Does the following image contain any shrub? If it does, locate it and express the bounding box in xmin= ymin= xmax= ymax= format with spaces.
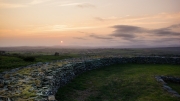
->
xmin=23 ymin=56 xmax=36 ymax=62
xmin=54 ymin=52 xmax=59 ymax=56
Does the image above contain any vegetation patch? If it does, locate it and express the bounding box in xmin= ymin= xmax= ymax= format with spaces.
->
xmin=0 ymin=54 xmax=78 ymax=72
xmin=167 ymin=81 xmax=180 ymax=94
xmin=56 ymin=64 xmax=180 ymax=101
xmin=23 ymin=56 xmax=36 ymax=62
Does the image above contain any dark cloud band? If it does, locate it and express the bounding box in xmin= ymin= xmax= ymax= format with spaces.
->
xmin=110 ymin=24 xmax=180 ymax=39
xmin=89 ymin=34 xmax=113 ymax=40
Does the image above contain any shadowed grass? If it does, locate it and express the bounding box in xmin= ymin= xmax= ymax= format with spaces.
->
xmin=166 ymin=81 xmax=180 ymax=94
xmin=56 ymin=64 xmax=180 ymax=101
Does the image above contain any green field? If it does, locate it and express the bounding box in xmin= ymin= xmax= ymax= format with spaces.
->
xmin=56 ymin=64 xmax=180 ymax=101
xmin=0 ymin=54 xmax=78 ymax=72
xmin=0 ymin=48 xmax=180 ymax=100
xmin=1 ymin=47 xmax=180 ymax=72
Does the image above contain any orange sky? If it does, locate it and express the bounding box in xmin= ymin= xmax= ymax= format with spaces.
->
xmin=0 ymin=0 xmax=180 ymax=47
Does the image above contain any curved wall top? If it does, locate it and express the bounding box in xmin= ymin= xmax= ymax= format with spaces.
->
xmin=0 ymin=56 xmax=180 ymax=101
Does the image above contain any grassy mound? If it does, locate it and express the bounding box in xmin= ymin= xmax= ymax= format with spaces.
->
xmin=56 ymin=64 xmax=180 ymax=101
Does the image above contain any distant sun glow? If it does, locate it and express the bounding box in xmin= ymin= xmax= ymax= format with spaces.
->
xmin=0 ymin=0 xmax=180 ymax=47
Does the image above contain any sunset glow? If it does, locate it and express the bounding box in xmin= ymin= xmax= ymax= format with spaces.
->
xmin=0 ymin=0 xmax=180 ymax=47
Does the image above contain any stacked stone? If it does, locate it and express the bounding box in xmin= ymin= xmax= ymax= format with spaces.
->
xmin=155 ymin=76 xmax=180 ymax=97
xmin=0 ymin=56 xmax=180 ymax=101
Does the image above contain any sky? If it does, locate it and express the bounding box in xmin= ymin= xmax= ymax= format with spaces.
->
xmin=0 ymin=0 xmax=180 ymax=48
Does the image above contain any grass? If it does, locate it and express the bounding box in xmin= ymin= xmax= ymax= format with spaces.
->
xmin=166 ymin=81 xmax=180 ymax=94
xmin=0 ymin=54 xmax=78 ymax=72
xmin=56 ymin=64 xmax=180 ymax=101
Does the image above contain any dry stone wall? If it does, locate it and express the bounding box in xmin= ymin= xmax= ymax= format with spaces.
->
xmin=0 ymin=56 xmax=180 ymax=101
xmin=155 ymin=76 xmax=180 ymax=97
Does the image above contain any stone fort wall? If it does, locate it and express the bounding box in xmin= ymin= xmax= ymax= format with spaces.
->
xmin=0 ymin=56 xmax=179 ymax=101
